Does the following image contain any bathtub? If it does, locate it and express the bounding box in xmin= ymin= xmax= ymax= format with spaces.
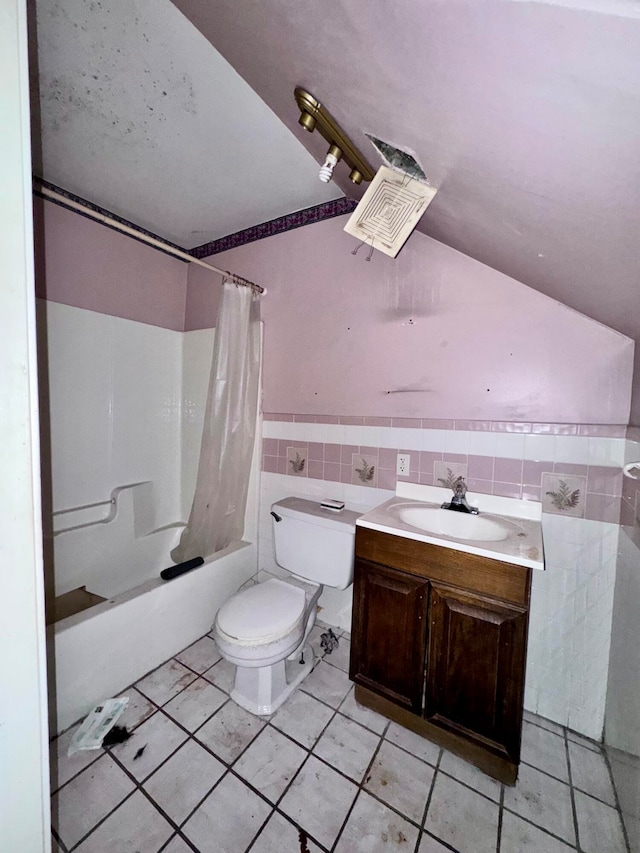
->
xmin=48 ymin=540 xmax=256 ymax=734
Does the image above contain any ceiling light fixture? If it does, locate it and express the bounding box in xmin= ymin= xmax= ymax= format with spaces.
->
xmin=294 ymin=87 xmax=375 ymax=185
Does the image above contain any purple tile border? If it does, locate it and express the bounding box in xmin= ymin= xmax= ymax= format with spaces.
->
xmin=262 ymin=414 xmax=630 ymax=438
xmin=36 ymin=179 xmax=187 ymax=258
xmin=191 ymin=197 xmax=358 ymax=258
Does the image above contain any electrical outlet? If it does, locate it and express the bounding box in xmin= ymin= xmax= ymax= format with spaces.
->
xmin=397 ymin=453 xmax=410 ymax=477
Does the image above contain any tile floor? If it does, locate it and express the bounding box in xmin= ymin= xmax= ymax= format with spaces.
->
xmin=50 ymin=625 xmax=632 ymax=853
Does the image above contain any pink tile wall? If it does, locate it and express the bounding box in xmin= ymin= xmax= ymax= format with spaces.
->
xmin=261 ymin=433 xmax=624 ymax=523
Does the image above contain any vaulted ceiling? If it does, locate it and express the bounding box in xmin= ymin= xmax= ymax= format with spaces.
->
xmin=35 ymin=0 xmax=640 ymax=349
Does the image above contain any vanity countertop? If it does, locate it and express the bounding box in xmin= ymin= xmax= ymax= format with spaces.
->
xmin=356 ymin=483 xmax=544 ymax=571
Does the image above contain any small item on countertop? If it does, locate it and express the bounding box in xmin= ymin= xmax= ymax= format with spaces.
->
xmin=67 ymin=697 xmax=129 ymax=756
xmin=102 ymin=725 xmax=132 ymax=746
xmin=321 ymin=499 xmax=345 ymax=512
xmin=320 ymin=628 xmax=339 ymax=654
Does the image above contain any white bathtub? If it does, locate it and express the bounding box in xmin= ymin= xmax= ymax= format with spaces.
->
xmin=48 ymin=540 xmax=255 ymax=734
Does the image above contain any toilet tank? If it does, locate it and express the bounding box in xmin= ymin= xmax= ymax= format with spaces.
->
xmin=272 ymin=497 xmax=361 ymax=589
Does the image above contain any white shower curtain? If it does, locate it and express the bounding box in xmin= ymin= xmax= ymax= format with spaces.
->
xmin=171 ymin=279 xmax=261 ymax=563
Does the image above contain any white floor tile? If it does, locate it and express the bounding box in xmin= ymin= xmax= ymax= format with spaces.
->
xmin=499 ymin=811 xmax=575 ymax=852
xmin=524 ymin=710 xmax=565 ymax=737
xmin=203 ymin=657 xmax=236 ymax=694
xmin=249 ymin=811 xmax=323 ymax=853
xmin=161 ymin=836 xmax=194 ymax=853
xmin=624 ymin=813 xmax=640 ymax=853
xmin=521 ymin=721 xmax=569 ymax=782
xmin=439 ymin=750 xmax=502 ymax=802
xmin=73 ymin=790 xmax=173 ymax=853
xmin=425 ymin=773 xmax=499 ymax=853
xmin=50 ymin=726 xmax=103 ymax=793
xmin=365 ymin=740 xmax=435 ymax=824
xmin=608 ymin=748 xmax=640 ymax=818
xmin=385 ymin=722 xmax=441 ymax=767
xmin=280 ymin=755 xmax=358 ymax=849
xmin=335 ymin=789 xmax=419 ymax=851
xmin=324 ymin=636 xmax=351 ymax=673
xmin=136 ymin=660 xmax=197 ymax=706
xmin=234 ymin=726 xmax=307 ymax=803
xmin=418 ymin=833 xmax=456 ymax=852
xmin=175 ymin=636 xmax=221 ymax=673
xmin=162 ymin=678 xmax=227 ymax=732
xmin=339 ymin=688 xmax=388 ymax=734
xmin=567 ymin=729 xmax=602 ymax=753
xmin=568 ymin=741 xmax=617 ymax=806
xmin=118 ymin=688 xmax=158 ymax=731
xmin=301 ymin=660 xmax=352 ymax=708
xmin=271 ymin=689 xmax=334 ymax=748
xmin=109 ymin=711 xmax=188 ymax=782
xmin=195 ymin=700 xmax=266 ymax=764
xmin=574 ymin=790 xmax=628 ymax=853
xmin=51 ymin=755 xmax=135 ymax=849
xmin=313 ymin=713 xmax=380 ymax=783
xmin=145 ymin=739 xmax=226 ymax=825
xmin=182 ymin=772 xmax=271 ymax=853
xmin=503 ymin=763 xmax=576 ymax=846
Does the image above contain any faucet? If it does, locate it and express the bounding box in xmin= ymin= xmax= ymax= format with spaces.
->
xmin=441 ymin=477 xmax=479 ymax=514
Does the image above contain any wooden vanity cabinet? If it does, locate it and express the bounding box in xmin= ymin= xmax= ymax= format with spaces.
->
xmin=350 ymin=527 xmax=532 ymax=784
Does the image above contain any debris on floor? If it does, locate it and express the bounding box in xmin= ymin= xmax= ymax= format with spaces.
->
xmin=320 ymin=628 xmax=339 ymax=654
xmin=102 ymin=725 xmax=132 ymax=746
xmin=67 ymin=697 xmax=129 ymax=756
xmin=133 ymin=745 xmax=147 ymax=760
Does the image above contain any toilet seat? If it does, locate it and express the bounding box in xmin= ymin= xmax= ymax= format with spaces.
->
xmin=216 ymin=578 xmax=306 ymax=646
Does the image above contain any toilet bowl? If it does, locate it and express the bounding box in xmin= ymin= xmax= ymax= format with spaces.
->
xmin=212 ymin=497 xmax=361 ymax=716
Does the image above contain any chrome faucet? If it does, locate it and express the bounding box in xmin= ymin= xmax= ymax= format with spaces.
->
xmin=441 ymin=477 xmax=479 ymax=514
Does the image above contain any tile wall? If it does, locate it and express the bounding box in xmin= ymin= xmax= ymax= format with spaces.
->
xmin=258 ymin=414 xmax=628 ymax=741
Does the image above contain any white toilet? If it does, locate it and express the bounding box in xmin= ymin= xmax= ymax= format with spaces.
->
xmin=212 ymin=497 xmax=360 ymax=715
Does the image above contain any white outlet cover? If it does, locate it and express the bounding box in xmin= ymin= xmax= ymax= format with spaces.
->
xmin=397 ymin=453 xmax=410 ymax=476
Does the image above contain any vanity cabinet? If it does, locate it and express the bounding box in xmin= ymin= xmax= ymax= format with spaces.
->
xmin=350 ymin=527 xmax=532 ymax=784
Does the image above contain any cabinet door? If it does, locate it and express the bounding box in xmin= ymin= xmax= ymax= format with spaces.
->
xmin=350 ymin=558 xmax=428 ymax=713
xmin=425 ymin=582 xmax=528 ymax=762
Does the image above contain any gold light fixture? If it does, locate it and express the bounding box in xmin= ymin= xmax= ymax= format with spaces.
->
xmin=294 ymin=87 xmax=375 ymax=185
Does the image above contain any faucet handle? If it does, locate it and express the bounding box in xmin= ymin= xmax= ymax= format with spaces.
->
xmin=453 ymin=476 xmax=467 ymax=496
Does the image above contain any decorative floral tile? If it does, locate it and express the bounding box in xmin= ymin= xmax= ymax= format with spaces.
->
xmin=541 ymin=473 xmax=586 ymax=517
xmin=351 ymin=454 xmax=377 ymax=487
xmin=433 ymin=461 xmax=468 ymax=490
xmin=286 ymin=446 xmax=308 ymax=477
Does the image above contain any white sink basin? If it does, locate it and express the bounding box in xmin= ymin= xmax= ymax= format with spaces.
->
xmin=396 ymin=506 xmax=518 ymax=541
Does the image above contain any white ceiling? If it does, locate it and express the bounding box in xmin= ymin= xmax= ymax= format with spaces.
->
xmin=33 ymin=0 xmax=341 ymax=248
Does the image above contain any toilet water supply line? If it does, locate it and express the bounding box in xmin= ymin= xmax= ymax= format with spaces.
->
xmin=33 ymin=181 xmax=265 ymax=295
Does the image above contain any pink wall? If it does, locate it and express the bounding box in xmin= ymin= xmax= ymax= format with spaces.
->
xmin=34 ymin=199 xmax=188 ymax=330
xmin=207 ymin=216 xmax=633 ymax=424
xmin=631 ymin=354 xmax=640 ymax=427
xmin=183 ymin=262 xmax=222 ymax=332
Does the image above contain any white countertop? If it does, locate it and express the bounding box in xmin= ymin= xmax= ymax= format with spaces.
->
xmin=356 ymin=483 xmax=545 ymax=571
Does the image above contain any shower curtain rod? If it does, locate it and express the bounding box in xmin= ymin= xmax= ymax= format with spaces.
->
xmin=33 ymin=181 xmax=265 ymax=295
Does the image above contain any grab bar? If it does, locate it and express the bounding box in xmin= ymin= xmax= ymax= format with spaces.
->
xmin=52 ymin=482 xmax=151 ymax=536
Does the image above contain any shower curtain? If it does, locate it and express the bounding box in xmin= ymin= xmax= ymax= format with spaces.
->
xmin=171 ymin=279 xmax=261 ymax=563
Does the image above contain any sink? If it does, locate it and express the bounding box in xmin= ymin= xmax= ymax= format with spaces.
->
xmin=395 ymin=506 xmax=519 ymax=541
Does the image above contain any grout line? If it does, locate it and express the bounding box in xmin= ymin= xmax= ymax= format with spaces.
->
xmin=65 ymin=787 xmax=139 ymax=852
xmin=496 ymin=779 xmax=504 ymax=853
xmin=599 ymin=748 xmax=632 ymax=853
xmin=500 ymin=806 xmax=579 ymax=850
xmin=413 ymin=747 xmax=443 ymax=853
xmin=329 ymin=727 xmax=388 ymax=852
xmin=565 ymin=726 xmax=584 ymax=853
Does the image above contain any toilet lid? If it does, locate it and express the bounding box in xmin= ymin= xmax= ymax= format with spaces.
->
xmin=216 ymin=579 xmax=306 ymax=642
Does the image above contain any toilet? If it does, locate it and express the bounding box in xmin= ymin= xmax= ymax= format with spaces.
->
xmin=212 ymin=496 xmax=361 ymax=715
